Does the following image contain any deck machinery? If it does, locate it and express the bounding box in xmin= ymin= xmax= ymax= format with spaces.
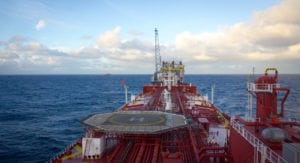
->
xmin=52 ymin=29 xmax=300 ymax=163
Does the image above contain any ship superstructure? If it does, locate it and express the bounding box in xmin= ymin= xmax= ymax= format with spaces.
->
xmin=230 ymin=68 xmax=300 ymax=163
xmin=52 ymin=29 xmax=300 ymax=163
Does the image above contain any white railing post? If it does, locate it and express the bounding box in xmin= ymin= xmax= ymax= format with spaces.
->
xmin=261 ymin=145 xmax=266 ymax=163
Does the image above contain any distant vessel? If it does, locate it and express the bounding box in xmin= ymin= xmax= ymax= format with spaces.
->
xmin=52 ymin=29 xmax=300 ymax=163
xmin=103 ymin=73 xmax=111 ymax=76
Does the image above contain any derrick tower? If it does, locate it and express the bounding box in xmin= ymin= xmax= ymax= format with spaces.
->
xmin=154 ymin=28 xmax=161 ymax=82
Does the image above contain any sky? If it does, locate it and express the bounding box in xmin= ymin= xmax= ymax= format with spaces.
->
xmin=0 ymin=0 xmax=299 ymax=74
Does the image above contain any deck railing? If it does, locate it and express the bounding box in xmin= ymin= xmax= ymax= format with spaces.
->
xmin=247 ymin=83 xmax=280 ymax=93
xmin=230 ymin=119 xmax=287 ymax=163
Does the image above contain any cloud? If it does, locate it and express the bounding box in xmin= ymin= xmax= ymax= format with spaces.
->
xmin=1 ymin=0 xmax=300 ymax=74
xmin=35 ymin=19 xmax=46 ymax=30
xmin=9 ymin=35 xmax=26 ymax=43
xmin=120 ymin=39 xmax=152 ymax=51
xmin=253 ymin=0 xmax=300 ymax=24
xmin=127 ymin=29 xmax=144 ymax=38
xmin=0 ymin=36 xmax=67 ymax=74
xmin=0 ymin=26 xmax=155 ymax=74
xmin=97 ymin=26 xmax=121 ymax=49
xmin=173 ymin=0 xmax=300 ymax=73
xmin=194 ymin=54 xmax=217 ymax=61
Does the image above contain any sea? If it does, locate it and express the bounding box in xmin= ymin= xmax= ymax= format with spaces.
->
xmin=0 ymin=74 xmax=299 ymax=163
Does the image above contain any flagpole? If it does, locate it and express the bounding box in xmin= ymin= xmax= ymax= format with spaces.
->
xmin=121 ymin=80 xmax=128 ymax=103
xmin=124 ymin=84 xmax=128 ymax=103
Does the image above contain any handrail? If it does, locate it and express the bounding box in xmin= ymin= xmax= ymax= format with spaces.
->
xmin=230 ymin=119 xmax=287 ymax=163
xmin=248 ymin=83 xmax=280 ymax=93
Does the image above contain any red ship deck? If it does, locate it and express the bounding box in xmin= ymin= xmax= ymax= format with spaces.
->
xmin=52 ymin=84 xmax=231 ymax=163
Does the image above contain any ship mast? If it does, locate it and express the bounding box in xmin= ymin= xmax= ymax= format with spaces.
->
xmin=154 ymin=28 xmax=161 ymax=82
